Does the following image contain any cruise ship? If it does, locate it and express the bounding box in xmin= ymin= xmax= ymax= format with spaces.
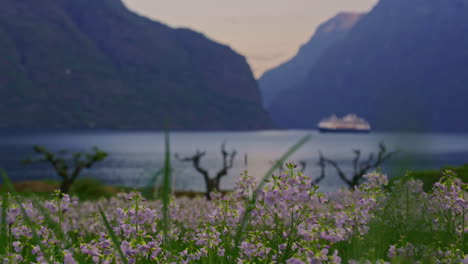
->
xmin=317 ymin=114 xmax=371 ymax=133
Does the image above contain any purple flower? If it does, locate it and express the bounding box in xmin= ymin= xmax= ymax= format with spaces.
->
xmin=63 ymin=250 xmax=78 ymax=264
xmin=286 ymin=258 xmax=304 ymax=264
xmin=12 ymin=241 xmax=22 ymax=253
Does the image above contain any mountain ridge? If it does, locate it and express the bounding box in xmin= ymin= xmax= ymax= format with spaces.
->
xmin=0 ymin=0 xmax=273 ymax=130
xmin=258 ymin=12 xmax=363 ymax=107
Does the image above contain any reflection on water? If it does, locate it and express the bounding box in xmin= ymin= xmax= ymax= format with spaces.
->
xmin=0 ymin=130 xmax=467 ymax=192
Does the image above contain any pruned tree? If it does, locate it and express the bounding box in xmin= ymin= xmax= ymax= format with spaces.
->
xmin=318 ymin=143 xmax=396 ymax=188
xmin=175 ymin=143 xmax=237 ymax=200
xmin=23 ymin=146 xmax=108 ymax=194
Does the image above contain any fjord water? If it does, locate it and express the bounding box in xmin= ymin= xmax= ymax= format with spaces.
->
xmin=0 ymin=130 xmax=467 ymax=192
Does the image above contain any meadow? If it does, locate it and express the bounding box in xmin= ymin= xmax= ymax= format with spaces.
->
xmin=1 ymin=135 xmax=467 ymax=263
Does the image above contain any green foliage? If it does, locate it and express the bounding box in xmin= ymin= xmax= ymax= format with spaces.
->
xmin=335 ymin=171 xmax=468 ymax=263
xmin=40 ymin=179 xmax=61 ymax=185
xmin=69 ymin=178 xmax=113 ymax=200
xmin=389 ymin=164 xmax=468 ymax=192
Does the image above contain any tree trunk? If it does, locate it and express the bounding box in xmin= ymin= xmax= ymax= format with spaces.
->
xmin=205 ymin=179 xmax=221 ymax=200
xmin=60 ymin=179 xmax=73 ymax=194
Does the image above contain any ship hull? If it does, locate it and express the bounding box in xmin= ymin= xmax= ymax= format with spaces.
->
xmin=318 ymin=127 xmax=371 ymax=133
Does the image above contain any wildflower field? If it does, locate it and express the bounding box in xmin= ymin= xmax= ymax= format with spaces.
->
xmin=1 ymin=167 xmax=468 ymax=264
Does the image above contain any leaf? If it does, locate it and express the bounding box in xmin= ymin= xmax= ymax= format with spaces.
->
xmin=98 ymin=206 xmax=128 ymax=264
xmin=161 ymin=129 xmax=171 ymax=242
xmin=142 ymin=168 xmax=164 ymax=200
xmin=33 ymin=145 xmax=46 ymax=153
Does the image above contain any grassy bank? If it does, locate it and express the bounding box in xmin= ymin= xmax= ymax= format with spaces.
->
xmin=0 ymin=178 xmax=224 ymax=201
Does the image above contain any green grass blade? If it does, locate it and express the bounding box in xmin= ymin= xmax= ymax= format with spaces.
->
xmin=161 ymin=129 xmax=171 ymax=242
xmin=98 ymin=206 xmax=128 ymax=264
xmin=0 ymin=169 xmax=9 ymax=255
xmin=0 ymin=193 xmax=8 ymax=255
xmin=1 ymin=171 xmax=54 ymax=264
xmin=233 ymin=134 xmax=311 ymax=255
xmin=0 ymin=169 xmax=14 ymax=191
xmin=142 ymin=168 xmax=164 ymax=200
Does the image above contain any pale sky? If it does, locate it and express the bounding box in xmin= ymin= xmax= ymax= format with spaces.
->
xmin=122 ymin=0 xmax=378 ymax=78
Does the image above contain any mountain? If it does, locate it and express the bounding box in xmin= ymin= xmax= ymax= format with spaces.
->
xmin=269 ymin=0 xmax=468 ymax=132
xmin=258 ymin=12 xmax=362 ymax=107
xmin=0 ymin=0 xmax=272 ymax=130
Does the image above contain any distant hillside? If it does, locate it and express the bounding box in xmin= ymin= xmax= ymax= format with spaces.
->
xmin=269 ymin=0 xmax=468 ymax=132
xmin=259 ymin=12 xmax=362 ymax=107
xmin=0 ymin=0 xmax=272 ymax=130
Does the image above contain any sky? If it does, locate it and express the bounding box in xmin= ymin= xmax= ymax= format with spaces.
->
xmin=122 ymin=0 xmax=378 ymax=78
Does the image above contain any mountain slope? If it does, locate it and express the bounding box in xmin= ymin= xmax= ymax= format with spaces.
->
xmin=269 ymin=0 xmax=468 ymax=132
xmin=0 ymin=0 xmax=272 ymax=130
xmin=259 ymin=12 xmax=362 ymax=107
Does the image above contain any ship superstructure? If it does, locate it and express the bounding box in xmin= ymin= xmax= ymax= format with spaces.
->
xmin=317 ymin=114 xmax=371 ymax=132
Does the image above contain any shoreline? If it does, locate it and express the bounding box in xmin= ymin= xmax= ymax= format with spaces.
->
xmin=0 ymin=180 xmax=228 ymax=199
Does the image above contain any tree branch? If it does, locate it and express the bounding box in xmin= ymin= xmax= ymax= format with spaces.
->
xmin=318 ymin=143 xmax=396 ymax=188
xmin=28 ymin=146 xmax=69 ymax=180
xmin=298 ymin=161 xmax=307 ymax=173
xmin=312 ymin=154 xmax=326 ymax=185
xmin=215 ymin=143 xmax=237 ymax=181
xmin=352 ymin=149 xmax=361 ymax=176
xmin=175 ymin=151 xmax=210 ymax=183
xmin=321 ymin=152 xmax=352 ymax=186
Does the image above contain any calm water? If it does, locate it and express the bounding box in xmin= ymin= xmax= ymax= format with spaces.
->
xmin=0 ymin=130 xmax=467 ymax=192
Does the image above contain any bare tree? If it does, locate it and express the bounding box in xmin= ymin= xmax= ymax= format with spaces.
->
xmin=175 ymin=143 xmax=237 ymax=200
xmin=317 ymin=143 xmax=396 ymax=188
xmin=23 ymin=146 xmax=108 ymax=194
